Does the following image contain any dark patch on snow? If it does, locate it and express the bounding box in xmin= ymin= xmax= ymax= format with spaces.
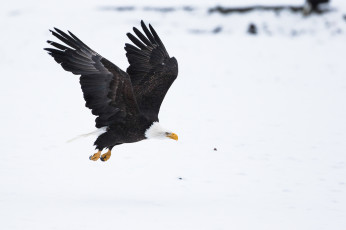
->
xmin=333 ymin=28 xmax=343 ymax=35
xmin=208 ymin=4 xmax=331 ymax=15
xmin=213 ymin=148 xmax=217 ymax=151
xmin=144 ymin=6 xmax=196 ymax=13
xmin=99 ymin=6 xmax=135 ymax=12
xmin=143 ymin=7 xmax=176 ymax=13
xmin=178 ymin=177 xmax=183 ymax=180
xmin=8 ymin=10 xmax=21 ymax=17
xmin=189 ymin=27 xmax=222 ymax=35
xmin=182 ymin=6 xmax=195 ymax=12
xmin=291 ymin=30 xmax=299 ymax=37
xmin=209 ymin=5 xmax=304 ymax=15
xmin=306 ymin=0 xmax=330 ymax=14
xmin=247 ymin=23 xmax=257 ymax=35
xmin=98 ymin=4 xmax=333 ymax=17
xmin=99 ymin=6 xmax=195 ymax=13
xmin=189 ymin=29 xmax=206 ymax=34
xmin=212 ymin=26 xmax=222 ymax=34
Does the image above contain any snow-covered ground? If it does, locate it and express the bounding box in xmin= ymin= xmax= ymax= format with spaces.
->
xmin=1 ymin=0 xmax=346 ymax=229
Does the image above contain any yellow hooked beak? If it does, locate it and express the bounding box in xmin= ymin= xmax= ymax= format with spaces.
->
xmin=167 ymin=132 xmax=178 ymax=141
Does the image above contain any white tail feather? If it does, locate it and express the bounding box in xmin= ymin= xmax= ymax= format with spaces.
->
xmin=67 ymin=127 xmax=107 ymax=143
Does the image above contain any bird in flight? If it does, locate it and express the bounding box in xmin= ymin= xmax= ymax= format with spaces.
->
xmin=45 ymin=20 xmax=178 ymax=162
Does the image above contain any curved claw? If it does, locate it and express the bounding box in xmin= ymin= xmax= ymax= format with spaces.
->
xmin=100 ymin=150 xmax=111 ymax=162
xmin=89 ymin=151 xmax=101 ymax=161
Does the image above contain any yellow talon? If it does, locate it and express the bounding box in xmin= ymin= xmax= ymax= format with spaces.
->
xmin=89 ymin=150 xmax=101 ymax=161
xmin=100 ymin=150 xmax=111 ymax=162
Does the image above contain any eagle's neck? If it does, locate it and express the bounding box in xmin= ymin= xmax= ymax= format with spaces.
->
xmin=145 ymin=122 xmax=169 ymax=139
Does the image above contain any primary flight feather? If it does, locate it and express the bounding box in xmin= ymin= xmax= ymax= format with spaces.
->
xmin=44 ymin=20 xmax=178 ymax=161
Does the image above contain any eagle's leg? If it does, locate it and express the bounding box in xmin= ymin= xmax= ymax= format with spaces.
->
xmin=92 ymin=132 xmax=115 ymax=162
xmin=100 ymin=150 xmax=111 ymax=162
xmin=100 ymin=145 xmax=115 ymax=162
xmin=89 ymin=150 xmax=101 ymax=161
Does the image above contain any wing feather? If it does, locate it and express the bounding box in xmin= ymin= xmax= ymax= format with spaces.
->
xmin=133 ymin=27 xmax=152 ymax=46
xmin=45 ymin=28 xmax=139 ymax=128
xmin=124 ymin=21 xmax=178 ymax=121
xmin=126 ymin=33 xmax=147 ymax=50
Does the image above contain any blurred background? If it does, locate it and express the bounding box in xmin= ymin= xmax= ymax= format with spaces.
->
xmin=1 ymin=0 xmax=346 ymax=230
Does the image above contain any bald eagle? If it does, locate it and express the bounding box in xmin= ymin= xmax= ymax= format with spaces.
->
xmin=44 ymin=21 xmax=178 ymax=161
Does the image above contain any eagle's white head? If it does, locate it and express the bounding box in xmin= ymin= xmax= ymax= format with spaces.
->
xmin=145 ymin=122 xmax=178 ymax=141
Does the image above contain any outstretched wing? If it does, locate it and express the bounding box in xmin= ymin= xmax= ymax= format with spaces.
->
xmin=125 ymin=21 xmax=178 ymax=121
xmin=45 ymin=28 xmax=139 ymax=128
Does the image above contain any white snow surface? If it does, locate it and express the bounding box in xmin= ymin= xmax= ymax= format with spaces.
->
xmin=1 ymin=0 xmax=346 ymax=230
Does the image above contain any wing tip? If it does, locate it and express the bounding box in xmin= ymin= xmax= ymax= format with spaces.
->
xmin=53 ymin=27 xmax=62 ymax=33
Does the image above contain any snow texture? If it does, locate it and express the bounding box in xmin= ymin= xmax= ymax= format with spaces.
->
xmin=1 ymin=0 xmax=346 ymax=230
